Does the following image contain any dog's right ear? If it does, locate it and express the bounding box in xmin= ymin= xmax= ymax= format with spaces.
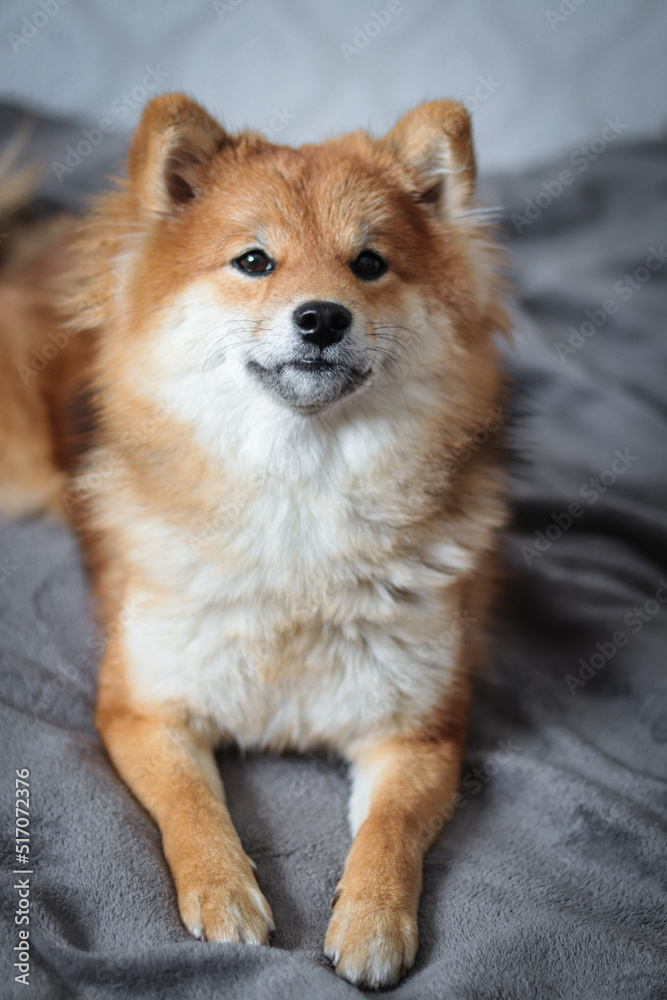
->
xmin=382 ymin=100 xmax=476 ymax=221
xmin=127 ymin=94 xmax=230 ymax=216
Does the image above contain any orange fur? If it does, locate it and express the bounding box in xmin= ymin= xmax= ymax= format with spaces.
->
xmin=0 ymin=95 xmax=509 ymax=988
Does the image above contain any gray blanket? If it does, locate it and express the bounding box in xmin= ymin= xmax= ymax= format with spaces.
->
xmin=1 ymin=140 xmax=666 ymax=999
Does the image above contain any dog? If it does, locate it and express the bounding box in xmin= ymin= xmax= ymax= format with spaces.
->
xmin=0 ymin=94 xmax=509 ymax=988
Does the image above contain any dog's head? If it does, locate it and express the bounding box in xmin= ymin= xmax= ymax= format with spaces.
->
xmin=74 ymin=95 xmax=506 ymax=447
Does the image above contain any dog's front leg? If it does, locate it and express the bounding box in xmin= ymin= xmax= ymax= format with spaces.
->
xmin=325 ymin=722 xmax=466 ymax=988
xmin=95 ymin=642 xmax=273 ymax=945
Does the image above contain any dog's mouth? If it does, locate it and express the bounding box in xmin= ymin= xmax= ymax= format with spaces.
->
xmin=246 ymin=357 xmax=371 ymax=414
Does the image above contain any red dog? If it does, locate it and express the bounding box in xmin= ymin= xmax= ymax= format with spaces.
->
xmin=0 ymin=95 xmax=508 ymax=987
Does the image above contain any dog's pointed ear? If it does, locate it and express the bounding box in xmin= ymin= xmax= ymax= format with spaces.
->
xmin=382 ymin=100 xmax=476 ymax=218
xmin=127 ymin=94 xmax=230 ymax=215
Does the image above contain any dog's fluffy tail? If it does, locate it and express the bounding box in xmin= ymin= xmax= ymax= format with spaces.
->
xmin=0 ymin=127 xmax=73 ymax=520
xmin=0 ymin=124 xmax=42 ymax=257
xmin=0 ymin=123 xmax=38 ymax=202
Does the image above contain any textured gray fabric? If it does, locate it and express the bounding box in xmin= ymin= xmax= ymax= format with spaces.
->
xmin=1 ymin=140 xmax=666 ymax=999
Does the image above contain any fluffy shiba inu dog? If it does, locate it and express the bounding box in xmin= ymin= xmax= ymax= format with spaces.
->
xmin=0 ymin=95 xmax=509 ymax=988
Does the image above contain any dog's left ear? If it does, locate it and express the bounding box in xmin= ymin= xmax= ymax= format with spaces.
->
xmin=382 ymin=100 xmax=476 ymax=219
xmin=127 ymin=93 xmax=231 ymax=216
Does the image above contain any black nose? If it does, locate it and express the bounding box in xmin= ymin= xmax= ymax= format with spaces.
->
xmin=293 ymin=300 xmax=352 ymax=350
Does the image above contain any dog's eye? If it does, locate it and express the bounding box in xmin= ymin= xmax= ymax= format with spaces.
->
xmin=350 ymin=250 xmax=388 ymax=281
xmin=233 ymin=249 xmax=276 ymax=275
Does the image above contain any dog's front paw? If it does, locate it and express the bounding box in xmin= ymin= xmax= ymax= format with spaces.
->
xmin=324 ymin=886 xmax=418 ymax=989
xmin=177 ymin=850 xmax=274 ymax=946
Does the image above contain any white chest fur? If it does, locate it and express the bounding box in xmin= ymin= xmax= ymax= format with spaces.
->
xmin=113 ymin=286 xmax=491 ymax=752
xmin=121 ymin=443 xmax=473 ymax=753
